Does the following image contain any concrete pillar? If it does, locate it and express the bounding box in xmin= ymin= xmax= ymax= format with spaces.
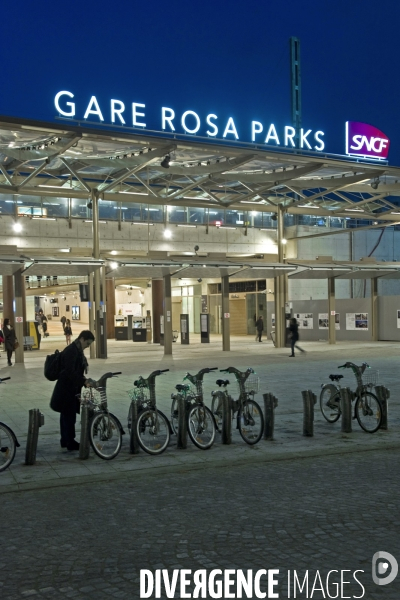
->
xmin=274 ymin=206 xmax=287 ymax=348
xmin=2 ymin=275 xmax=14 ymax=321
xmin=88 ymin=273 xmax=95 ymax=359
xmin=152 ymin=279 xmax=163 ymax=343
xmin=91 ymin=189 xmax=106 ymax=358
xmin=221 ymin=273 xmax=230 ymax=351
xmin=163 ymin=273 xmax=172 ymax=355
xmin=328 ymin=277 xmax=336 ymax=345
xmin=106 ymin=278 xmax=116 ymax=339
xmin=371 ymin=277 xmax=378 ymax=341
xmin=13 ymin=269 xmax=24 ymax=364
xmin=21 ymin=274 xmax=27 ymax=334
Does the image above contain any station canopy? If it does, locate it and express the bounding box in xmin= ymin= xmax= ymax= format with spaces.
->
xmin=1 ymin=117 xmax=400 ymax=223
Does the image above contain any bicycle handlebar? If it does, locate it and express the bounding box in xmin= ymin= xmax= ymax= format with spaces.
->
xmin=134 ymin=369 xmax=169 ymax=387
xmin=338 ymin=362 xmax=369 ymax=373
xmin=0 ymin=377 xmax=11 ymax=383
xmin=184 ymin=367 xmax=219 ymax=382
xmin=220 ymin=367 xmax=254 ymax=379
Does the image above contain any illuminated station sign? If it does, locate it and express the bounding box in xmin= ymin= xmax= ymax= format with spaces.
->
xmin=346 ymin=121 xmax=390 ymax=160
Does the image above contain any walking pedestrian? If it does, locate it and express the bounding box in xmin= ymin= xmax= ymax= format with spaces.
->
xmin=64 ymin=319 xmax=72 ymax=345
xmin=50 ymin=330 xmax=96 ymax=452
xmin=3 ymin=318 xmax=18 ymax=366
xmin=255 ymin=315 xmax=264 ymax=342
xmin=288 ymin=317 xmax=306 ymax=357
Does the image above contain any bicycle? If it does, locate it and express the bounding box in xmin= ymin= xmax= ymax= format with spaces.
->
xmin=0 ymin=377 xmax=20 ymax=472
xmin=170 ymin=367 xmax=218 ymax=449
xmin=211 ymin=367 xmax=264 ymax=445
xmin=128 ymin=369 xmax=172 ymax=455
xmin=320 ymin=362 xmax=382 ymax=433
xmin=80 ymin=372 xmax=125 ymax=460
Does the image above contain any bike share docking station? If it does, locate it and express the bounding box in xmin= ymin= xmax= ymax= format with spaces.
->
xmin=263 ymin=393 xmax=279 ymax=440
xmin=302 ymin=390 xmax=317 ymax=437
xmin=25 ymin=409 xmax=45 ymax=465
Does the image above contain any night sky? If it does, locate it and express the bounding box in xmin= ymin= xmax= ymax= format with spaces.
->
xmin=1 ymin=0 xmax=399 ymax=164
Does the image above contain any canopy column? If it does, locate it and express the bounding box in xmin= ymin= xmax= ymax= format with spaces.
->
xmin=163 ymin=273 xmax=173 ymax=355
xmin=13 ymin=268 xmax=24 ymax=364
xmin=274 ymin=206 xmax=287 ymax=348
xmin=2 ymin=275 xmax=14 ymax=320
xmin=371 ymin=277 xmax=378 ymax=341
xmin=152 ymin=279 xmax=163 ymax=343
xmin=106 ymin=278 xmax=116 ymax=339
xmin=88 ymin=273 xmax=95 ymax=359
xmin=221 ymin=272 xmax=230 ymax=351
xmin=328 ymin=277 xmax=336 ymax=345
xmin=92 ymin=189 xmax=106 ymax=358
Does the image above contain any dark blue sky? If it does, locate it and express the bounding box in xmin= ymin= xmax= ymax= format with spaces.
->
xmin=1 ymin=0 xmax=399 ymax=163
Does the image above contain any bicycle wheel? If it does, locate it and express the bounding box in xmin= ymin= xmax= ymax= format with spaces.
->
xmin=238 ymin=399 xmax=264 ymax=445
xmin=89 ymin=412 xmax=122 ymax=460
xmin=355 ymin=392 xmax=382 ymax=433
xmin=320 ymin=384 xmax=341 ymax=423
xmin=0 ymin=423 xmax=16 ymax=472
xmin=170 ymin=397 xmax=179 ymax=435
xmin=187 ymin=405 xmax=216 ymax=450
xmin=136 ymin=409 xmax=170 ymax=455
xmin=211 ymin=395 xmax=223 ymax=430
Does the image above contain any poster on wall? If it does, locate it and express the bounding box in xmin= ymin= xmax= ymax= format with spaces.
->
xmin=346 ymin=313 xmax=368 ymax=330
xmin=71 ymin=306 xmax=80 ymax=321
xmin=116 ymin=303 xmax=142 ymax=316
xmin=397 ymin=310 xmax=400 ymax=328
xmin=318 ymin=313 xmax=340 ymax=330
xmin=295 ymin=313 xmax=313 ymax=329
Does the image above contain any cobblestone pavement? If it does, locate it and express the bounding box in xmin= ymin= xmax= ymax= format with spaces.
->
xmin=0 ymin=338 xmax=400 ymax=491
xmin=0 ymin=449 xmax=399 ymax=599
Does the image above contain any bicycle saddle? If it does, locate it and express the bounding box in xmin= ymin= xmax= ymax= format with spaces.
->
xmin=175 ymin=383 xmax=190 ymax=392
xmin=216 ymin=379 xmax=230 ymax=387
xmin=329 ymin=374 xmax=344 ymax=382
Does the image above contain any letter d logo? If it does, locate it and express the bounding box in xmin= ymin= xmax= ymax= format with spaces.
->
xmin=372 ymin=551 xmax=398 ymax=585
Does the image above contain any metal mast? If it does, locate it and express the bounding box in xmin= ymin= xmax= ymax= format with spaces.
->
xmin=290 ymin=37 xmax=302 ymax=148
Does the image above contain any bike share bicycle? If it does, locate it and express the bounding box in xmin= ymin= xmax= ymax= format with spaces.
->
xmin=320 ymin=362 xmax=382 ymax=433
xmin=0 ymin=377 xmax=20 ymax=472
xmin=128 ymin=369 xmax=172 ymax=455
xmin=80 ymin=372 xmax=125 ymax=460
xmin=211 ymin=367 xmax=264 ymax=444
xmin=170 ymin=367 xmax=218 ymax=449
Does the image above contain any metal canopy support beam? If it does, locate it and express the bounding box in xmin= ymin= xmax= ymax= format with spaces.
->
xmin=221 ymin=273 xmax=230 ymax=351
xmin=166 ymin=175 xmax=211 ymax=201
xmin=274 ymin=206 xmax=287 ymax=348
xmin=163 ymin=273 xmax=173 ymax=355
xmin=328 ymin=278 xmax=336 ymax=345
xmin=13 ymin=268 xmax=24 ymax=364
xmin=17 ymin=160 xmax=49 ymax=190
xmin=0 ymin=164 xmax=13 ymax=186
xmin=60 ymin=158 xmax=91 ymax=192
xmin=290 ymin=36 xmax=302 ymax=147
xmin=371 ymin=277 xmax=378 ymax=341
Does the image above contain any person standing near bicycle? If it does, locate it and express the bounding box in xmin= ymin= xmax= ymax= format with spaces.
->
xmin=50 ymin=330 xmax=95 ymax=452
xmin=255 ymin=315 xmax=264 ymax=342
xmin=288 ymin=317 xmax=305 ymax=357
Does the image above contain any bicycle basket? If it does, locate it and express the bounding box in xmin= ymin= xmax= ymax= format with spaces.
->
xmin=128 ymin=388 xmax=150 ymax=403
xmin=236 ymin=375 xmax=260 ymax=395
xmin=81 ymin=388 xmax=104 ymax=406
xmin=362 ymin=369 xmax=379 ymax=387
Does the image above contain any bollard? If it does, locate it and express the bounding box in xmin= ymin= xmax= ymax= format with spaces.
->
xmin=302 ymin=390 xmax=316 ymax=437
xmin=79 ymin=403 xmax=92 ymax=459
xmin=374 ymin=385 xmax=389 ymax=430
xmin=177 ymin=394 xmax=187 ymax=449
xmin=221 ymin=393 xmax=232 ymax=445
xmin=129 ymin=398 xmax=140 ymax=454
xmin=263 ymin=393 xmax=278 ymax=440
xmin=340 ymin=387 xmax=352 ymax=434
xmin=25 ymin=409 xmax=45 ymax=465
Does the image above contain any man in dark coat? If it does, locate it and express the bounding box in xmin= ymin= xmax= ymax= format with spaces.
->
xmin=255 ymin=316 xmax=264 ymax=342
xmin=288 ymin=317 xmax=306 ymax=357
xmin=50 ymin=330 xmax=95 ymax=451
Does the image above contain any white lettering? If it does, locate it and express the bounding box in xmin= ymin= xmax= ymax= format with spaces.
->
xmin=237 ymin=570 xmax=253 ymax=598
xmin=268 ymin=569 xmax=279 ymax=599
xmin=132 ymin=102 xmax=146 ymax=127
xmin=162 ymin=107 xmax=175 ymax=131
xmin=155 ymin=569 xmax=161 ymax=598
xmin=192 ymin=570 xmax=207 ymax=599
xmin=314 ymin=130 xmax=325 ymax=151
xmin=325 ymin=570 xmax=339 ymax=599
xmin=350 ymin=134 xmax=363 ymax=150
xmin=254 ymin=569 xmax=266 ymax=599
xmin=224 ymin=570 xmax=236 ymax=599
xmin=208 ymin=569 xmax=223 ymax=599
xmin=180 ymin=569 xmax=192 ymax=598
xmin=140 ymin=570 xmax=153 ymax=598
xmin=265 ymin=124 xmax=280 ymax=145
xmin=252 ymin=121 xmax=263 ymax=141
xmin=83 ymin=96 xmax=104 ymax=121
xmin=284 ymin=126 xmax=296 ymax=147
xmin=181 ymin=110 xmax=201 ymax=134
xmin=300 ymin=128 xmax=312 ymax=150
xmin=294 ymin=570 xmax=309 ymax=596
xmin=223 ymin=117 xmax=239 ymax=139
xmin=110 ymin=99 xmax=125 ymax=124
xmin=340 ymin=570 xmax=351 ymax=599
xmin=350 ymin=135 xmax=388 ymax=155
xmin=206 ymin=114 xmax=218 ymax=136
xmin=162 ymin=569 xmax=179 ymax=598
xmin=352 ymin=570 xmax=365 ymax=599
xmin=54 ymin=91 xmax=75 ymax=117
xmin=311 ymin=571 xmax=326 ymax=598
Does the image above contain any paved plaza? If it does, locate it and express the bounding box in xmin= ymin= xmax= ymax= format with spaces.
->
xmin=0 ymin=336 xmax=399 ymax=492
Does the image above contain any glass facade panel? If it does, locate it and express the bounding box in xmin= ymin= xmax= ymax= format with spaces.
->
xmin=71 ymin=198 xmax=91 ymax=219
xmin=188 ymin=207 xmax=205 ymax=224
xmin=168 ymin=206 xmax=187 ymax=223
xmin=208 ymin=208 xmax=225 ymax=225
xmin=99 ymin=200 xmax=118 ymax=220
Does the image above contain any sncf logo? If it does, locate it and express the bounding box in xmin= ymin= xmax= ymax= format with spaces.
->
xmin=346 ymin=121 xmax=390 ymax=160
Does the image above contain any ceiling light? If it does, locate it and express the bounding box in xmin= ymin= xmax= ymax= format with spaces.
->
xmin=110 ymin=262 xmax=119 ymax=270
xmin=344 ymin=208 xmax=364 ymax=212
xmin=161 ymin=155 xmax=171 ymax=169
xmin=13 ymin=222 xmax=22 ymax=232
xmin=110 ymin=250 xmax=117 ymax=255
xmin=370 ymin=178 xmax=380 ymax=190
xmin=164 ymin=230 xmax=172 ymax=238
xmin=281 ymin=238 xmax=287 ymax=245
xmin=177 ymin=224 xmax=197 ymax=228
xmin=59 ymin=248 xmax=71 ymax=253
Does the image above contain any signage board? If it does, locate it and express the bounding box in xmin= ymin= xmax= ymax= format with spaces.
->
xmin=345 ymin=121 xmax=390 ymax=160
